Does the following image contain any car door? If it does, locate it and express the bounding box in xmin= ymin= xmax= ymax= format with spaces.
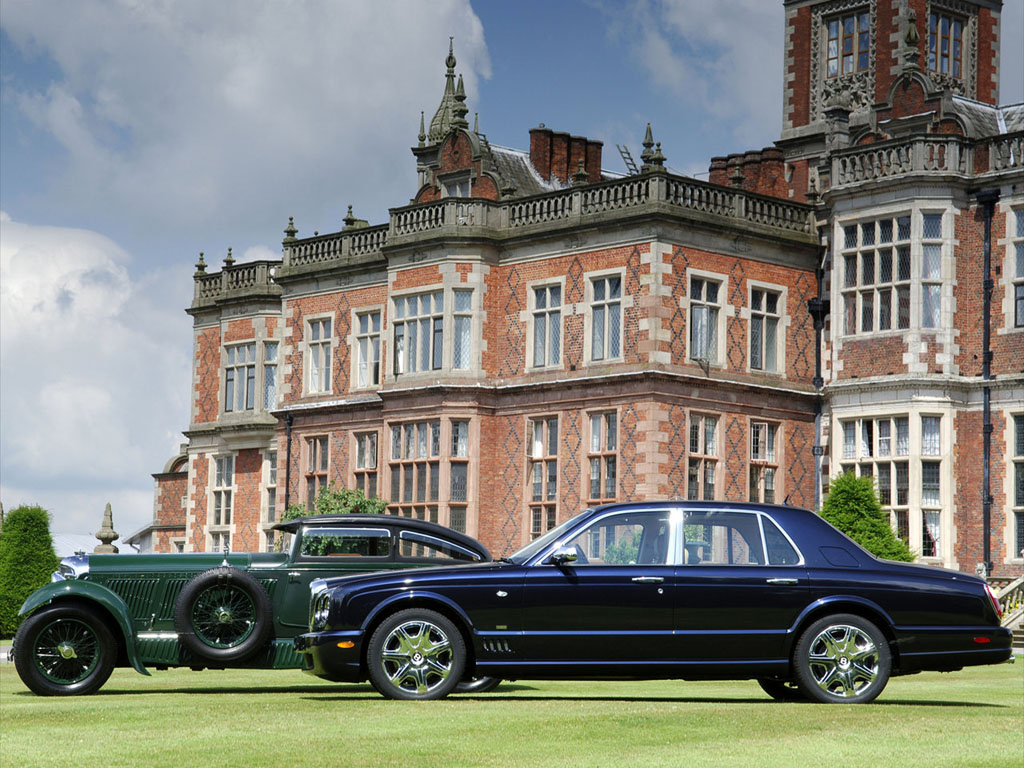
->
xmin=521 ymin=508 xmax=677 ymax=664
xmin=673 ymin=509 xmax=808 ymax=663
xmin=275 ymin=526 xmax=395 ymax=629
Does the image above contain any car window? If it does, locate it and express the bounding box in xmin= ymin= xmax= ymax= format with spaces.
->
xmin=398 ymin=530 xmax=482 ymax=562
xmin=561 ymin=510 xmax=671 ymax=566
xmin=300 ymin=527 xmax=391 ymax=558
xmin=683 ymin=510 xmax=763 ymax=565
xmin=762 ymin=516 xmax=801 ymax=565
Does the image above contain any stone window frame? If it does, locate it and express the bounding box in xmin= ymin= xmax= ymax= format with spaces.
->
xmin=223 ymin=341 xmax=257 ymax=414
xmin=349 ymin=305 xmax=384 ymax=391
xmin=1001 ymin=206 xmax=1024 ymax=334
xmin=303 ymin=313 xmax=335 ymax=396
xmin=526 ymin=414 xmax=560 ymax=540
xmin=263 ymin=341 xmax=279 ymax=411
xmin=683 ymin=268 xmax=729 ymax=369
xmin=585 ymin=409 xmax=619 ymax=503
xmin=1004 ymin=412 xmax=1024 ymax=564
xmin=809 ymin=0 xmax=876 ymax=122
xmin=834 ymin=409 xmax=949 ymax=562
xmin=687 ymin=412 xmax=719 ymax=501
xmin=260 ymin=449 xmax=278 ymax=552
xmin=742 ymin=280 xmax=788 ymax=375
xmin=304 ymin=435 xmax=329 ymax=509
xmin=388 ymin=282 xmax=480 ymax=381
xmin=583 ymin=268 xmax=627 ymax=366
xmin=523 ymin=277 xmax=565 ymax=371
xmin=824 ymin=8 xmax=871 ymax=79
xmin=208 ymin=453 xmax=235 ymax=552
xmin=925 ymin=0 xmax=979 ymax=96
xmin=749 ymin=419 xmax=782 ymax=504
xmin=352 ymin=431 xmax=380 ymax=500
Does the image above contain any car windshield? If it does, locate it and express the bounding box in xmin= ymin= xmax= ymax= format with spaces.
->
xmin=507 ymin=513 xmax=584 ymax=564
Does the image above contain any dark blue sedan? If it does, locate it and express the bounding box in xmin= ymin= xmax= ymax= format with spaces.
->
xmin=294 ymin=502 xmax=1013 ymax=702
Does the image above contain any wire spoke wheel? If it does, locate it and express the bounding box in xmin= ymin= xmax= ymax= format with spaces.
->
xmin=190 ymin=584 xmax=257 ymax=648
xmin=34 ymin=618 xmax=101 ymax=685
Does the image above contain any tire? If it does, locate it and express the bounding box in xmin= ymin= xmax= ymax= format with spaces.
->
xmin=366 ymin=608 xmax=465 ymax=700
xmin=13 ymin=605 xmax=117 ymax=696
xmin=757 ymin=678 xmax=805 ymax=702
xmin=793 ymin=613 xmax=891 ymax=704
xmin=173 ymin=566 xmax=273 ymax=663
xmin=454 ymin=676 xmax=502 ymax=694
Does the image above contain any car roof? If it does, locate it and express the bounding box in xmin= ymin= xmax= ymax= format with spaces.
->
xmin=270 ymin=514 xmax=491 ymax=560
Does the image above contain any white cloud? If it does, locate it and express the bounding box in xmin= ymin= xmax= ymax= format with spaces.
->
xmin=603 ymin=0 xmax=783 ymax=150
xmin=1 ymin=0 xmax=490 ymax=243
xmin=0 ymin=213 xmax=191 ymax=536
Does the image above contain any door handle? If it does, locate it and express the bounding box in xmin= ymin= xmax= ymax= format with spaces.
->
xmin=631 ymin=576 xmax=665 ymax=584
xmin=766 ymin=578 xmax=798 ymax=585
xmin=288 ymin=571 xmax=302 ymax=583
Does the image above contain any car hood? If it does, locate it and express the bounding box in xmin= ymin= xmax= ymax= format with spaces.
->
xmin=58 ymin=551 xmax=289 ymax=578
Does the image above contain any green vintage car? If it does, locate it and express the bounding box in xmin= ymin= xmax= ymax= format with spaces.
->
xmin=12 ymin=514 xmax=491 ymax=696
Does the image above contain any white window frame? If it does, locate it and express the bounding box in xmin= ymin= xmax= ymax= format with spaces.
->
xmin=1008 ymin=413 xmax=1024 ymax=562
xmin=585 ymin=271 xmax=624 ymax=364
xmin=746 ymin=281 xmax=786 ymax=374
xmin=353 ymin=308 xmax=382 ymax=390
xmin=749 ymin=421 xmax=779 ymax=504
xmin=839 ymin=215 xmax=912 ymax=336
xmin=1005 ymin=207 xmax=1024 ymax=332
xmin=688 ymin=413 xmax=718 ymax=501
xmin=920 ymin=211 xmax=944 ymax=330
xmin=685 ymin=269 xmax=728 ymax=367
xmin=305 ymin=436 xmax=329 ymax=509
xmin=392 ymin=289 xmax=444 ymax=376
xmin=527 ymin=416 xmax=559 ymax=540
xmin=452 ymin=290 xmax=473 ymax=371
xmin=210 ymin=454 xmax=234 ymax=552
xmin=305 ymin=315 xmax=333 ymax=395
xmin=586 ymin=411 xmax=618 ymax=502
xmin=263 ymin=341 xmax=278 ymax=411
xmin=529 ymin=283 xmax=563 ymax=369
xmin=224 ymin=342 xmax=257 ymax=413
xmin=353 ymin=431 xmax=379 ymax=498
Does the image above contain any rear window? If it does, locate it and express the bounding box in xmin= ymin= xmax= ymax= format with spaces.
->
xmin=399 ymin=531 xmax=482 ymax=562
xmin=300 ymin=527 xmax=392 ymax=558
xmin=683 ymin=510 xmax=763 ymax=565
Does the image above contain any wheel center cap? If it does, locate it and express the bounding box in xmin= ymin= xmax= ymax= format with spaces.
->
xmin=412 ymin=652 xmax=424 ymax=665
xmin=216 ymin=609 xmax=233 ymax=624
xmin=839 ymin=656 xmax=850 ymax=669
xmin=57 ymin=643 xmax=77 ymax=660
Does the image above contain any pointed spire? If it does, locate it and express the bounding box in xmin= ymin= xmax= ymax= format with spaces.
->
xmin=418 ymin=111 xmax=426 ymax=147
xmin=427 ymin=38 xmax=465 ymax=143
xmin=94 ymin=502 xmax=119 ymax=553
xmin=194 ymin=251 xmax=207 ymax=275
xmin=283 ymin=216 xmax=298 ymax=243
xmin=453 ymin=74 xmax=469 ymax=129
xmin=640 ymin=124 xmax=665 ymax=172
xmin=224 ymin=246 xmax=235 ymax=267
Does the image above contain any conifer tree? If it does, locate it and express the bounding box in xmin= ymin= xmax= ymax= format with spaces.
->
xmin=0 ymin=505 xmax=60 ymax=636
xmin=820 ymin=473 xmax=914 ymax=562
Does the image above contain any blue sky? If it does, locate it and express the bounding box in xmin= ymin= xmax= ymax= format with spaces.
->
xmin=1 ymin=0 xmax=1022 ymax=541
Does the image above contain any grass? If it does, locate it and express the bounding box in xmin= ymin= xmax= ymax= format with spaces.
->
xmin=1 ymin=662 xmax=1021 ymax=768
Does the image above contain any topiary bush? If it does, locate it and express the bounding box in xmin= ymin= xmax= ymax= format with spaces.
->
xmin=0 ymin=505 xmax=61 ymax=636
xmin=820 ymin=472 xmax=914 ymax=562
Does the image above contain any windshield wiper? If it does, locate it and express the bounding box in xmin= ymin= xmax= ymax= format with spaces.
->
xmin=494 ymin=557 xmax=515 ymax=564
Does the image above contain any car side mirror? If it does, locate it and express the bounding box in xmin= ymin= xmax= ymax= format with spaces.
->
xmin=547 ymin=546 xmax=578 ymax=566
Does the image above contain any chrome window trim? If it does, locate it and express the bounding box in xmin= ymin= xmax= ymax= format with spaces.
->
xmin=529 ymin=507 xmax=681 ymax=567
xmin=397 ymin=530 xmax=482 ymax=561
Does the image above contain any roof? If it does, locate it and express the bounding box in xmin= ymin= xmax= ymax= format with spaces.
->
xmin=950 ymin=97 xmax=1024 ymax=138
xmin=488 ymin=144 xmax=561 ymax=197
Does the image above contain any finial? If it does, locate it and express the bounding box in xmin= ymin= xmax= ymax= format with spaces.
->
xmin=224 ymin=246 xmax=235 ymax=267
xmin=446 ymin=36 xmax=456 ymax=71
xmin=641 ymin=123 xmax=663 ymax=172
xmin=343 ymin=205 xmax=357 ymax=228
xmin=572 ymin=157 xmax=589 ymax=185
xmin=474 ymin=112 xmax=479 ymax=133
xmin=94 ymin=502 xmax=119 ymax=553
xmin=418 ymin=111 xmax=426 ymax=147
xmin=453 ymin=74 xmax=469 ymax=128
xmin=194 ymin=251 xmax=207 ymax=274
xmin=283 ymin=216 xmax=298 ymax=243
xmin=652 ymin=142 xmax=666 ymax=168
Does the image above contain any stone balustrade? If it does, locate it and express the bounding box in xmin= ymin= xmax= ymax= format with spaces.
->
xmin=192 ymin=260 xmax=281 ymax=307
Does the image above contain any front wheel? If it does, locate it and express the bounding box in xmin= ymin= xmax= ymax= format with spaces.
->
xmin=455 ymin=676 xmax=502 ymax=694
xmin=793 ymin=614 xmax=890 ymax=704
xmin=757 ymin=678 xmax=805 ymax=701
xmin=366 ymin=609 xmax=465 ymax=700
xmin=13 ymin=605 xmax=117 ymax=696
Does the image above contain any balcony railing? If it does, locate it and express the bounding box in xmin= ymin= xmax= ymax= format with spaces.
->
xmin=192 ymin=260 xmax=281 ymax=307
xmin=832 ymin=132 xmax=1023 ymax=188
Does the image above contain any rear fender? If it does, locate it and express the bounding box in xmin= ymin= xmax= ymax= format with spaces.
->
xmin=19 ymin=581 xmax=150 ymax=676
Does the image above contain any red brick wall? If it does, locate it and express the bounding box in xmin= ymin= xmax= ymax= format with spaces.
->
xmin=836 ymin=336 xmax=907 ymax=380
xmin=784 ymin=5 xmax=812 ymax=130
xmin=193 ymin=327 xmax=221 ymax=424
xmin=954 ymin=410 xmax=1012 ymax=575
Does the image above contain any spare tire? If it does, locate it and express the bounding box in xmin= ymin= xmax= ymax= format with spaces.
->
xmin=173 ymin=566 xmax=273 ymax=663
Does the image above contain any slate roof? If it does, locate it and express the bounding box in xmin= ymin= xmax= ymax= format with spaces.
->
xmin=950 ymin=96 xmax=1024 ymax=138
xmin=488 ymin=144 xmax=562 ymax=198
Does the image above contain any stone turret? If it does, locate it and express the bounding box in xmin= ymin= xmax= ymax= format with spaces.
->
xmin=427 ymin=38 xmax=461 ymax=144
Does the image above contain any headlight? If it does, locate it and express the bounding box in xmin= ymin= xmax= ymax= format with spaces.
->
xmin=312 ymin=592 xmax=332 ymax=631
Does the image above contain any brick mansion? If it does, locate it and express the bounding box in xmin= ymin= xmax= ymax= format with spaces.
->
xmin=135 ymin=0 xmax=1023 ymax=577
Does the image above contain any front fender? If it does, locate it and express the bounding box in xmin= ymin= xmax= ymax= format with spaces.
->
xmin=19 ymin=581 xmax=150 ymax=676
xmin=359 ymin=590 xmax=476 ymax=636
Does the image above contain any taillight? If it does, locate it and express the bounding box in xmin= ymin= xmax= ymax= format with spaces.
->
xmin=984 ymin=584 xmax=1002 ymax=620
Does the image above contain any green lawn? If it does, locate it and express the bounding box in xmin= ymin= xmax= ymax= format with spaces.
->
xmin=1 ymin=662 xmax=1021 ymax=768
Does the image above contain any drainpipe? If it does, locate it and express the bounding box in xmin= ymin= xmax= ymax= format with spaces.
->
xmin=976 ymin=188 xmax=999 ymax=579
xmin=808 ymin=206 xmax=830 ymax=511
xmin=284 ymin=412 xmax=294 ymax=510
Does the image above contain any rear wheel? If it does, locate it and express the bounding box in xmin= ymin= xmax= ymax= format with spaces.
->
xmin=366 ymin=609 xmax=465 ymax=700
xmin=793 ymin=614 xmax=890 ymax=704
xmin=757 ymin=678 xmax=805 ymax=701
xmin=455 ymin=676 xmax=502 ymax=694
xmin=13 ymin=605 xmax=116 ymax=696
